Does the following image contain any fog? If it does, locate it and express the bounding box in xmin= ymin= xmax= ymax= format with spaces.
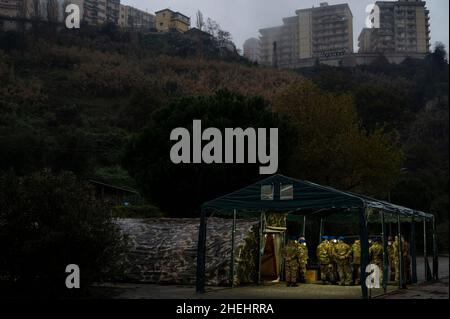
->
xmin=124 ymin=0 xmax=449 ymax=52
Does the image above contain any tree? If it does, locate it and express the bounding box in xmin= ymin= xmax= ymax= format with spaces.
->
xmin=123 ymin=90 xmax=296 ymax=216
xmin=206 ymin=17 xmax=219 ymax=37
xmin=0 ymin=170 xmax=129 ymax=297
xmin=274 ymin=80 xmax=404 ymax=198
xmin=196 ymin=10 xmax=205 ymax=30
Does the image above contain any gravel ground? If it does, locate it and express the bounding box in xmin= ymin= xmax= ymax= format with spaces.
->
xmin=99 ymin=256 xmax=448 ymax=299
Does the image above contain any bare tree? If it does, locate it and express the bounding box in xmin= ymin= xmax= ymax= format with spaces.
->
xmin=206 ymin=17 xmax=219 ymax=37
xmin=195 ymin=10 xmax=205 ymax=30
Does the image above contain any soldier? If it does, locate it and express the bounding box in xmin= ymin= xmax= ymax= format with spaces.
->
xmin=369 ymin=237 xmax=384 ymax=284
xmin=392 ymin=235 xmax=401 ymax=283
xmin=332 ymin=236 xmax=353 ymax=286
xmin=329 ymin=236 xmax=339 ymax=284
xmin=282 ymin=239 xmax=300 ymax=287
xmin=316 ymin=236 xmax=333 ymax=285
xmin=387 ymin=236 xmax=396 ymax=282
xmin=296 ymin=237 xmax=309 ymax=283
xmin=351 ymin=239 xmax=361 ymax=285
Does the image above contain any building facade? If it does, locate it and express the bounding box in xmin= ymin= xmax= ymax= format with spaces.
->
xmin=155 ymin=8 xmax=190 ymax=33
xmin=118 ymin=4 xmax=154 ymax=30
xmin=259 ymin=2 xmax=353 ymax=68
xmin=243 ymin=37 xmax=261 ymax=63
xmin=358 ymin=0 xmax=430 ymax=54
xmin=0 ymin=0 xmax=22 ymax=17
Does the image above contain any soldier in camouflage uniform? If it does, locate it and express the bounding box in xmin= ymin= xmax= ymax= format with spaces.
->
xmin=351 ymin=239 xmax=361 ymax=285
xmin=369 ymin=237 xmax=384 ymax=284
xmin=282 ymin=240 xmax=300 ymax=287
xmin=387 ymin=236 xmax=396 ymax=282
xmin=332 ymin=236 xmax=352 ymax=286
xmin=329 ymin=236 xmax=339 ymax=283
xmin=392 ymin=236 xmax=401 ymax=283
xmin=296 ymin=237 xmax=309 ymax=283
xmin=316 ymin=236 xmax=333 ymax=285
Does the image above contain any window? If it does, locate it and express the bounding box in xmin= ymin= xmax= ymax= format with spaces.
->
xmin=280 ymin=184 xmax=294 ymax=200
xmin=261 ymin=185 xmax=274 ymax=201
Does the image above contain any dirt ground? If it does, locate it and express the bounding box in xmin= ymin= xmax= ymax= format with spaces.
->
xmin=98 ymin=256 xmax=448 ymax=299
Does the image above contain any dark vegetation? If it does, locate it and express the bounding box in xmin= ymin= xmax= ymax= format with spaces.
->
xmin=0 ymin=25 xmax=448 ymax=295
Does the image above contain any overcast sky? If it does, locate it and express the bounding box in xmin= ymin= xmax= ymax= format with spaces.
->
xmin=124 ymin=0 xmax=449 ymax=52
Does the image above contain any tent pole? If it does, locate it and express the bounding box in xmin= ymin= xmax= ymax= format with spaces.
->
xmin=359 ymin=206 xmax=369 ymax=299
xmin=230 ymin=209 xmax=237 ymax=287
xmin=196 ymin=208 xmax=208 ymax=294
xmin=410 ymin=218 xmax=417 ymax=284
xmin=432 ymin=216 xmax=438 ymax=280
xmin=302 ymin=215 xmax=306 ymax=237
xmin=397 ymin=215 xmax=404 ymax=288
xmin=257 ymin=210 xmax=264 ymax=285
xmin=381 ymin=211 xmax=388 ymax=292
xmin=423 ymin=218 xmax=427 ymax=282
xmin=319 ymin=218 xmax=324 ymax=243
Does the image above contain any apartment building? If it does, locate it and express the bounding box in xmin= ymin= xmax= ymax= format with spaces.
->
xmin=259 ymin=2 xmax=353 ymax=68
xmin=106 ymin=0 xmax=119 ymax=24
xmin=118 ymin=4 xmax=154 ymax=30
xmin=358 ymin=0 xmax=430 ymax=54
xmin=243 ymin=37 xmax=261 ymax=63
xmin=0 ymin=0 xmax=22 ymax=17
xmin=155 ymin=8 xmax=190 ymax=33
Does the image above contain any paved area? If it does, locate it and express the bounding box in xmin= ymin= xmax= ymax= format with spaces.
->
xmin=98 ymin=256 xmax=448 ymax=299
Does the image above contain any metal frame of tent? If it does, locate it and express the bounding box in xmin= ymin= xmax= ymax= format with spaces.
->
xmin=195 ymin=175 xmax=438 ymax=299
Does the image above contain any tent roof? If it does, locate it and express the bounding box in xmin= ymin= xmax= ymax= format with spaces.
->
xmin=202 ymin=174 xmax=433 ymax=220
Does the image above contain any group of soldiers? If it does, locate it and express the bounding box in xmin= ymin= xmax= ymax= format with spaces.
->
xmin=282 ymin=234 xmax=411 ymax=287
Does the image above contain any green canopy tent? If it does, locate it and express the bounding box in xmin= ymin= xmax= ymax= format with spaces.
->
xmin=196 ymin=175 xmax=437 ymax=298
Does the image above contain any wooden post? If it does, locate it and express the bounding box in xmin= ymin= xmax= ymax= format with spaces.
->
xmin=257 ymin=211 xmax=264 ymax=285
xmin=196 ymin=208 xmax=208 ymax=293
xmin=302 ymin=215 xmax=306 ymax=237
xmin=410 ymin=218 xmax=417 ymax=284
xmin=432 ymin=216 xmax=439 ymax=280
xmin=359 ymin=207 xmax=369 ymax=299
xmin=230 ymin=209 xmax=237 ymax=287
xmin=397 ymin=215 xmax=404 ymax=288
xmin=381 ymin=212 xmax=388 ymax=292
xmin=423 ymin=218 xmax=428 ymax=282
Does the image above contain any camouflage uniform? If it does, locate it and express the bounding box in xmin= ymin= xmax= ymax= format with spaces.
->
xmin=316 ymin=240 xmax=333 ymax=284
xmin=296 ymin=241 xmax=308 ymax=282
xmin=351 ymin=240 xmax=361 ymax=285
xmin=392 ymin=236 xmax=401 ymax=282
xmin=332 ymin=240 xmax=353 ymax=286
xmin=387 ymin=239 xmax=396 ymax=282
xmin=282 ymin=241 xmax=300 ymax=286
xmin=369 ymin=240 xmax=384 ymax=284
xmin=329 ymin=239 xmax=339 ymax=283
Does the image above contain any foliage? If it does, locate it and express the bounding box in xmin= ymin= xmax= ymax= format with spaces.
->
xmin=123 ymin=90 xmax=297 ymax=216
xmin=0 ymin=170 xmax=129 ymax=297
xmin=274 ymin=80 xmax=404 ymax=197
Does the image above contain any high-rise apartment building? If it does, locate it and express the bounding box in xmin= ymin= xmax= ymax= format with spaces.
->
xmin=243 ymin=37 xmax=261 ymax=63
xmin=259 ymin=2 xmax=353 ymax=68
xmin=118 ymin=4 xmax=154 ymax=30
xmin=358 ymin=0 xmax=430 ymax=54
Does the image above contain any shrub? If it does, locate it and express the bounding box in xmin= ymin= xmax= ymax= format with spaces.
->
xmin=0 ymin=170 xmax=129 ymax=297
